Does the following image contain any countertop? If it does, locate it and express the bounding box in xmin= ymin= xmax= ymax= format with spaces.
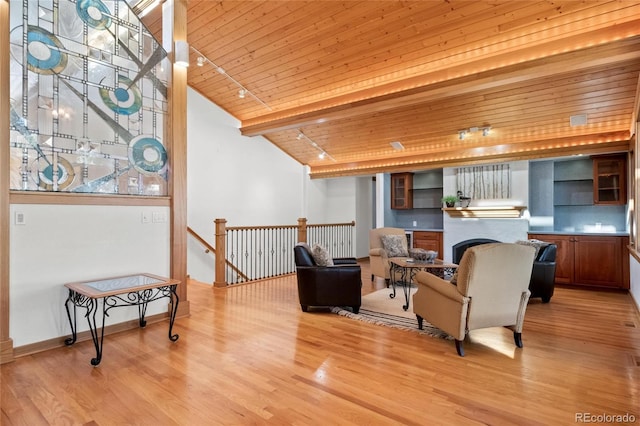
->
xmin=528 ymin=231 xmax=629 ymax=237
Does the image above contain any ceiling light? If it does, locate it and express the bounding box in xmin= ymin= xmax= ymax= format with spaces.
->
xmin=174 ymin=40 xmax=189 ymax=68
xmin=318 ymin=152 xmax=326 ymax=159
xmin=238 ymin=89 xmax=246 ymax=99
xmin=216 ymin=66 xmax=225 ymax=74
xmin=297 ymin=133 xmax=304 ymax=140
xmin=458 ymin=125 xmax=491 ymax=139
xmin=196 ymin=56 xmax=204 ymax=67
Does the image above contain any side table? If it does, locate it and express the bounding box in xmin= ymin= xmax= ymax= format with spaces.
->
xmin=64 ymin=273 xmax=180 ymax=366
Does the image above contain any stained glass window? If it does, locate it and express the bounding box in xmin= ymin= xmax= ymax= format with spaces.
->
xmin=8 ymin=0 xmax=169 ymax=195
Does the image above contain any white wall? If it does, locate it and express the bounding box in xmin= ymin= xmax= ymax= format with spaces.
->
xmin=442 ymin=161 xmax=530 ymax=261
xmin=9 ymin=204 xmax=170 ymax=347
xmin=186 ymin=88 xmax=366 ymax=281
xmin=355 ymin=176 xmax=373 ymax=258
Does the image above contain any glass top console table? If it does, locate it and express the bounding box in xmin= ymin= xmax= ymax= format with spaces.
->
xmin=64 ymin=273 xmax=180 ymax=366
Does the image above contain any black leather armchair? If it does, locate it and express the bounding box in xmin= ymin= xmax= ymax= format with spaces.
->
xmin=529 ymin=243 xmax=557 ymax=303
xmin=452 ymin=239 xmax=557 ymax=303
xmin=293 ymin=243 xmax=362 ymax=313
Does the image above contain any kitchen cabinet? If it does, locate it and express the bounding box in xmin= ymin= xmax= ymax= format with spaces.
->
xmin=391 ymin=173 xmax=413 ymax=209
xmin=412 ymin=231 xmax=443 ymax=257
xmin=593 ymin=154 xmax=626 ymax=205
xmin=528 ymin=233 xmax=629 ymax=289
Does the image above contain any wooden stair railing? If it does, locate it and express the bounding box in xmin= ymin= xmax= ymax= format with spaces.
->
xmin=186 ymin=226 xmax=249 ymax=284
xmin=211 ymin=218 xmax=355 ymax=287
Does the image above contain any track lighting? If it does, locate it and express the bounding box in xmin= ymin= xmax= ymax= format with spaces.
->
xmin=190 ymin=46 xmax=271 ymax=110
xmin=295 ymin=129 xmax=335 ymax=162
xmin=458 ymin=126 xmax=491 ymax=139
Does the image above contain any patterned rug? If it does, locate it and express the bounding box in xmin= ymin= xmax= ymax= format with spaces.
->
xmin=331 ymin=286 xmax=452 ymax=339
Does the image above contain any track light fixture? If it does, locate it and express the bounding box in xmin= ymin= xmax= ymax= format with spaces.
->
xmin=295 ymin=129 xmax=335 ymax=162
xmin=458 ymin=126 xmax=491 ymax=139
xmin=190 ymin=46 xmax=272 ymax=111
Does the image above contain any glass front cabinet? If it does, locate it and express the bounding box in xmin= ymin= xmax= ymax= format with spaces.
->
xmin=593 ymin=154 xmax=626 ymax=205
xmin=391 ymin=173 xmax=413 ymax=209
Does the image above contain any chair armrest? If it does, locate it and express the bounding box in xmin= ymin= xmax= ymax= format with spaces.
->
xmin=369 ymin=248 xmax=386 ymax=257
xmin=333 ymin=257 xmax=358 ymax=265
xmin=415 ymin=271 xmax=466 ymax=303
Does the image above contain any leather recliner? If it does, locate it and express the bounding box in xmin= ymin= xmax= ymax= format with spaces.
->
xmin=293 ymin=243 xmax=362 ymax=313
xmin=452 ymin=239 xmax=557 ymax=303
xmin=528 ymin=243 xmax=557 ymax=303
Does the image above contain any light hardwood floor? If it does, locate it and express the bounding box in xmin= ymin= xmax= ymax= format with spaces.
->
xmin=2 ymin=260 xmax=639 ymax=425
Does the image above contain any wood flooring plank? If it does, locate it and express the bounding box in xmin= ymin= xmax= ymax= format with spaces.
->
xmin=1 ymin=260 xmax=639 ymax=424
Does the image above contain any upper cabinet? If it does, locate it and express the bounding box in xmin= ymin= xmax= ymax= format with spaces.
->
xmin=391 ymin=173 xmax=413 ymax=209
xmin=593 ymin=154 xmax=626 ymax=205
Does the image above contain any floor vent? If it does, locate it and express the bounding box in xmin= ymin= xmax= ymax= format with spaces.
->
xmin=624 ymin=321 xmax=636 ymax=328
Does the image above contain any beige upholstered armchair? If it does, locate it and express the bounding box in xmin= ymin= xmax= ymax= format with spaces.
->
xmin=369 ymin=227 xmax=407 ymax=283
xmin=413 ymin=243 xmax=536 ymax=356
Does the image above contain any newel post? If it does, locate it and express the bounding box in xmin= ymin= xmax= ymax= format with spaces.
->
xmin=214 ymin=218 xmax=227 ymax=288
xmin=297 ymin=218 xmax=308 ymax=244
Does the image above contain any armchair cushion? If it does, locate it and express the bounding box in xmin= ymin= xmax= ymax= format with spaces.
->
xmin=311 ymin=244 xmax=334 ymax=266
xmin=369 ymin=227 xmax=407 ymax=281
xmin=380 ymin=234 xmax=409 ymax=257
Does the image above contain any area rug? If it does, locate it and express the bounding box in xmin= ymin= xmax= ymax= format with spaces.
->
xmin=331 ymin=287 xmax=452 ymax=339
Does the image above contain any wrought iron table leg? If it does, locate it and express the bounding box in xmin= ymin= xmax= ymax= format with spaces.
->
xmin=389 ymin=264 xmax=397 ymax=299
xmin=64 ymin=292 xmax=77 ymax=346
xmin=88 ymin=298 xmax=106 ymax=366
xmin=401 ymin=267 xmax=411 ymax=311
xmin=138 ymin=300 xmax=148 ymax=328
xmin=168 ymin=285 xmax=180 ymax=342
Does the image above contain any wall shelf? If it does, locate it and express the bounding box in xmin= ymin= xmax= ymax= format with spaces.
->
xmin=443 ymin=206 xmax=526 ymax=218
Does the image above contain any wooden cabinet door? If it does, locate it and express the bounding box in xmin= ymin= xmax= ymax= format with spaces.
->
xmin=391 ymin=173 xmax=413 ymax=209
xmin=413 ymin=231 xmax=443 ymax=256
xmin=528 ymin=234 xmax=574 ymax=285
xmin=573 ymin=236 xmax=627 ymax=288
xmin=593 ymin=155 xmax=626 ymax=205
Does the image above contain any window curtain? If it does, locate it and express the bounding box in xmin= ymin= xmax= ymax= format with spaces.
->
xmin=456 ymin=164 xmax=510 ymax=199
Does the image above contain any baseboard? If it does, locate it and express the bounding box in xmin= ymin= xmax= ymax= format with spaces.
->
xmin=12 ymin=311 xmax=171 ymax=359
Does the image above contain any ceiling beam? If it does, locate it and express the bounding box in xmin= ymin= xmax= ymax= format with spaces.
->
xmin=307 ymin=134 xmax=630 ymax=178
xmin=241 ymin=24 xmax=640 ymax=136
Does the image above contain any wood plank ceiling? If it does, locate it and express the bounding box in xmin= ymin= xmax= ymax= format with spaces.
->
xmin=142 ymin=1 xmax=640 ymax=178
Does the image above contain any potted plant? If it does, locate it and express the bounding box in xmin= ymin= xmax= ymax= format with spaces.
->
xmin=442 ymin=195 xmax=458 ymax=208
